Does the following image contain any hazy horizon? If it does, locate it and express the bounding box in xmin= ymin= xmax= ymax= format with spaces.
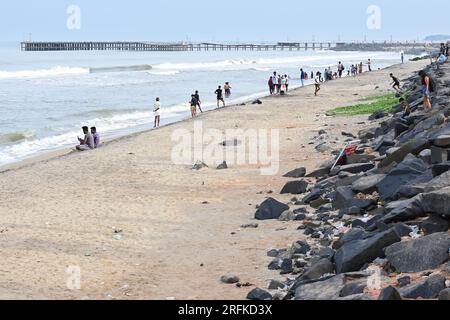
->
xmin=1 ymin=0 xmax=449 ymax=42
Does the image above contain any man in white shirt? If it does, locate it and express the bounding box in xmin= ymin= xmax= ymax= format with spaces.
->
xmin=154 ymin=97 xmax=161 ymax=128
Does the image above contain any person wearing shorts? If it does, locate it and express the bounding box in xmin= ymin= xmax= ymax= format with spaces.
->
xmin=390 ymin=74 xmax=401 ymax=92
xmin=419 ymin=70 xmax=432 ymax=111
xmin=314 ymin=72 xmax=321 ymax=96
xmin=76 ymin=126 xmax=95 ymax=151
xmin=190 ymin=94 xmax=198 ymax=118
xmin=215 ymin=86 xmax=225 ymax=108
xmin=194 ymin=91 xmax=203 ymax=113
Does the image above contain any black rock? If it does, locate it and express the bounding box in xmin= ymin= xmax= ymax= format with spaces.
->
xmin=255 ymin=198 xmax=290 ymax=220
xmin=252 ymin=99 xmax=263 ymax=105
xmin=399 ymin=275 xmax=446 ymax=299
xmin=216 ymin=161 xmax=228 ymax=170
xmin=369 ymin=111 xmax=389 ymax=120
xmin=247 ymin=288 xmax=272 ymax=300
xmin=306 ymin=168 xmax=330 ymax=178
xmin=332 ymin=186 xmax=355 ymax=210
xmin=351 ymin=174 xmax=385 ymax=193
xmin=294 ymin=274 xmax=347 ymax=300
xmin=334 ymin=228 xmax=401 ymax=274
xmin=192 ymin=161 xmax=208 ymax=170
xmin=291 ymin=241 xmax=311 ymax=255
xmin=283 ymin=167 xmax=307 ymax=178
xmin=432 ymin=161 xmax=450 ymax=176
xmin=299 ymin=258 xmax=334 ymax=281
xmin=397 ymin=276 xmax=411 ymax=287
xmin=318 ymin=247 xmax=335 ymax=260
xmin=379 ymin=195 xmax=425 ymax=224
xmin=419 ymin=216 xmax=450 ymax=235
xmin=424 ymin=171 xmax=450 ymax=192
xmin=268 ymin=280 xmax=285 ymax=290
xmin=221 ymin=275 xmax=240 ymax=284
xmin=421 ymin=187 xmax=450 ymax=218
xmin=378 ymin=286 xmax=402 ymax=300
xmin=339 ymin=280 xmax=367 ymax=297
xmin=384 ymin=232 xmax=450 ymax=273
xmin=302 ymin=189 xmax=325 ymax=204
xmin=392 ymin=223 xmax=413 ymax=238
xmin=332 ymin=163 xmax=375 ymax=175
xmin=380 ymin=138 xmax=430 ymax=168
xmin=280 ymin=180 xmax=309 ymax=195
xmin=377 ymin=154 xmax=429 ymax=201
xmin=439 ymin=288 xmax=450 ymax=301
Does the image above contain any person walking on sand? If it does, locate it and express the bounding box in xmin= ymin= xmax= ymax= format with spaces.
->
xmin=390 ymin=73 xmax=401 ymax=92
xmin=153 ymin=97 xmax=161 ymax=128
xmin=76 ymin=126 xmax=95 ymax=151
xmin=419 ymin=70 xmax=433 ymax=111
xmin=314 ymin=72 xmax=321 ymax=96
xmin=215 ymin=86 xmax=225 ymax=108
xmin=300 ymin=68 xmax=306 ymax=87
xmin=194 ymin=90 xmax=203 ymax=113
xmin=224 ymin=82 xmax=232 ymax=98
xmin=367 ymin=59 xmax=372 ymax=72
xmin=190 ymin=94 xmax=198 ymax=118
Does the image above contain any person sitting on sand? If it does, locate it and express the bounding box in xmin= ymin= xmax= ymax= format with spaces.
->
xmin=76 ymin=126 xmax=95 ymax=151
xmin=190 ymin=94 xmax=198 ymax=118
xmin=153 ymin=97 xmax=161 ymax=128
xmin=91 ymin=127 xmax=101 ymax=148
xmin=314 ymin=72 xmax=321 ymax=96
xmin=194 ymin=91 xmax=203 ymax=113
xmin=419 ymin=70 xmax=432 ymax=111
xmin=215 ymin=86 xmax=225 ymax=108
xmin=390 ymin=73 xmax=401 ymax=92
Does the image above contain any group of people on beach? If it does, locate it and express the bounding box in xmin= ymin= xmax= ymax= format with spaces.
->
xmin=76 ymin=126 xmax=101 ymax=151
xmin=268 ymin=72 xmax=290 ymax=95
xmin=152 ymin=82 xmax=233 ymax=125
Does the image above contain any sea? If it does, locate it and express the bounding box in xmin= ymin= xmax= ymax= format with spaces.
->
xmin=0 ymin=42 xmax=412 ymax=165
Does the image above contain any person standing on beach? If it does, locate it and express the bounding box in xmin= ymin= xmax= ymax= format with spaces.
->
xmin=268 ymin=76 xmax=274 ymax=95
xmin=390 ymin=73 xmax=401 ymax=92
xmin=314 ymin=72 xmax=321 ymax=96
xmin=300 ymin=68 xmax=306 ymax=87
xmin=271 ymin=72 xmax=278 ymax=95
xmin=337 ymin=61 xmax=344 ymax=78
xmin=194 ymin=91 xmax=203 ymax=113
xmin=446 ymin=42 xmax=449 ymax=57
xmin=359 ymin=62 xmax=363 ymax=74
xmin=419 ymin=70 xmax=433 ymax=111
xmin=277 ymin=75 xmax=282 ymax=94
xmin=76 ymin=126 xmax=95 ymax=151
xmin=284 ymin=75 xmax=289 ymax=93
xmin=153 ymin=97 xmax=161 ymax=128
xmin=215 ymin=86 xmax=225 ymax=108
xmin=224 ymin=82 xmax=232 ymax=98
xmin=190 ymin=94 xmax=198 ymax=117
xmin=310 ymin=71 xmax=314 ymax=80
xmin=401 ymin=52 xmax=404 ymax=64
xmin=367 ymin=59 xmax=372 ymax=72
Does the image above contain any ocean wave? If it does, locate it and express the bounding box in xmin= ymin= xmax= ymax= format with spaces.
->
xmin=0 ymin=66 xmax=90 ymax=79
xmin=146 ymin=70 xmax=180 ymax=76
xmin=90 ymin=64 xmax=152 ymax=73
xmin=0 ymin=131 xmax=35 ymax=143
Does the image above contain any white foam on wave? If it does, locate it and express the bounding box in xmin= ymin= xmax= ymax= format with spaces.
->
xmin=0 ymin=66 xmax=90 ymax=80
xmin=146 ymin=70 xmax=181 ymax=76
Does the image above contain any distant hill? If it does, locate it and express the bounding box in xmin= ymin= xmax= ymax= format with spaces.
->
xmin=424 ymin=35 xmax=450 ymax=42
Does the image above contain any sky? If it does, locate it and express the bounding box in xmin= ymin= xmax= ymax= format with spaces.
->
xmin=0 ymin=0 xmax=449 ymax=42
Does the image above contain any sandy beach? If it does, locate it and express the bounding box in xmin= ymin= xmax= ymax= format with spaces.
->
xmin=0 ymin=60 xmax=429 ymax=300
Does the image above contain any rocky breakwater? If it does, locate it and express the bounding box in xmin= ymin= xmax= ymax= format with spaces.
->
xmin=246 ymin=62 xmax=450 ymax=301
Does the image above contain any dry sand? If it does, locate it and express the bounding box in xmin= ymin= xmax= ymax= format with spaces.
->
xmin=0 ymin=60 xmax=429 ymax=300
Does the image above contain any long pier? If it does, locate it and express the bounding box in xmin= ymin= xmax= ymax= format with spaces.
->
xmin=21 ymin=41 xmax=338 ymax=52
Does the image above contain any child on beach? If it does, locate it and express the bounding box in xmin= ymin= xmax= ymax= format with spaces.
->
xmin=76 ymin=126 xmax=95 ymax=151
xmin=153 ymin=97 xmax=161 ymax=128
xmin=314 ymin=72 xmax=321 ymax=96
xmin=91 ymin=127 xmax=101 ymax=148
xmin=390 ymin=73 xmax=401 ymax=92
xmin=215 ymin=86 xmax=225 ymax=108
xmin=194 ymin=91 xmax=203 ymax=113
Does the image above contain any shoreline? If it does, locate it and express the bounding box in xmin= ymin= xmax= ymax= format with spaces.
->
xmin=0 ymin=61 xmax=407 ymax=173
